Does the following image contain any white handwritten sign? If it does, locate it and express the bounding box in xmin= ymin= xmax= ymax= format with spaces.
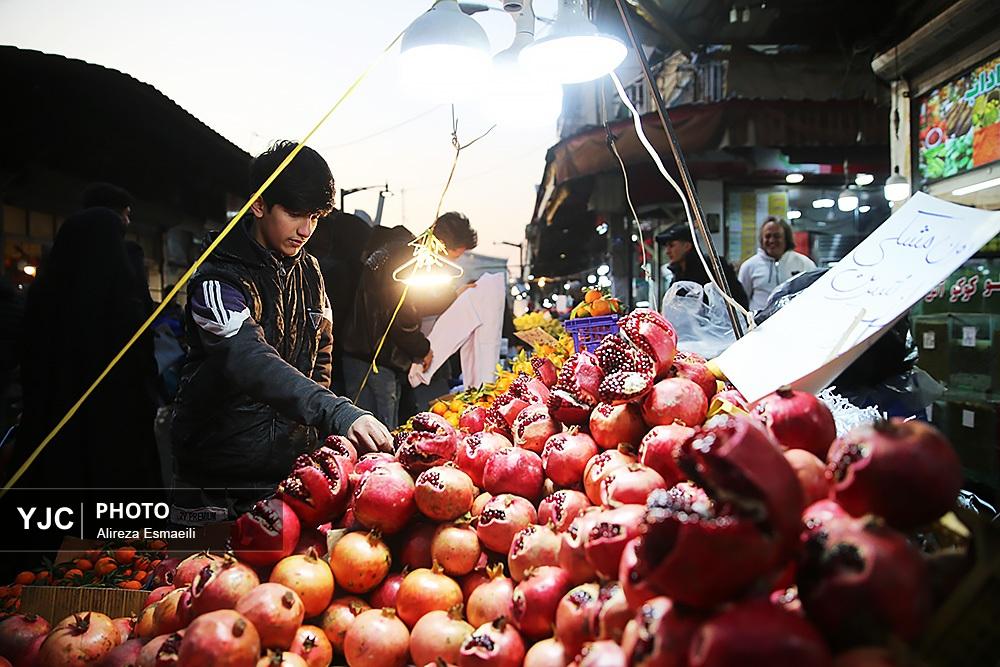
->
xmin=717 ymin=193 xmax=1000 ymax=402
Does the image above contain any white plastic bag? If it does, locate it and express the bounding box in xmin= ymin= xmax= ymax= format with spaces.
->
xmin=661 ymin=281 xmax=745 ymax=358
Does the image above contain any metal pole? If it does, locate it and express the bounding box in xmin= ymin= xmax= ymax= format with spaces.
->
xmin=612 ymin=0 xmax=745 ymax=338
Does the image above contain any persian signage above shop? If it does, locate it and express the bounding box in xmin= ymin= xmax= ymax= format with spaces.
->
xmin=918 ymin=54 xmax=1000 ymax=182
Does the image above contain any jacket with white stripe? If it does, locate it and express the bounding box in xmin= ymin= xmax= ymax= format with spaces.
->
xmin=171 ymin=216 xmax=368 ymax=487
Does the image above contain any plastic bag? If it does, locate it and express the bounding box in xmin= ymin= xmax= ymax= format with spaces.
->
xmin=661 ymin=281 xmax=747 ymax=358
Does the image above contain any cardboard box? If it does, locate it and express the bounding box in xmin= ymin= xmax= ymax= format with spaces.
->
xmin=948 ymin=314 xmax=1000 ymax=392
xmin=938 ymin=392 xmax=1000 ymax=491
xmin=914 ymin=316 xmax=951 ymax=384
xmin=19 ymin=586 xmax=148 ymax=624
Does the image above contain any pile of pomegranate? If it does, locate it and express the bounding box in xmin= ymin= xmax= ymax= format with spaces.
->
xmin=0 ymin=309 xmax=966 ymax=667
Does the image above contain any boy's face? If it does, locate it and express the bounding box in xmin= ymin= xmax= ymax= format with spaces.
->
xmin=251 ymin=198 xmax=318 ymax=257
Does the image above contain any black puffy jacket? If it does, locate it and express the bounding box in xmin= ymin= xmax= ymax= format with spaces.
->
xmin=171 ymin=217 xmax=368 ymax=488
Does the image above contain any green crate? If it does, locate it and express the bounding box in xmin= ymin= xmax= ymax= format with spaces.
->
xmin=913 ymin=316 xmax=951 ymax=384
xmin=939 ymin=393 xmax=1000 ymax=491
xmin=948 ymin=314 xmax=1000 ymax=393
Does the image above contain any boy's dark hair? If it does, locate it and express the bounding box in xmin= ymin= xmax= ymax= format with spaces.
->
xmin=434 ymin=212 xmax=478 ymax=251
xmin=250 ymin=140 xmax=335 ymax=218
xmin=82 ymin=182 xmax=134 ymax=212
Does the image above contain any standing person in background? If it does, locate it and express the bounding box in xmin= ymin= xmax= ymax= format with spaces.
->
xmin=656 ymin=225 xmax=747 ymax=309
xmin=738 ymin=217 xmax=816 ymax=311
xmin=342 ymin=212 xmax=478 ymax=429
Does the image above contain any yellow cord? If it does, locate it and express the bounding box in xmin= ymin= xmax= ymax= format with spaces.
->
xmin=0 ymin=30 xmax=405 ymax=496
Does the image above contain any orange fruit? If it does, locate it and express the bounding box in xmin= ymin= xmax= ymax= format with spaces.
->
xmin=118 ymin=580 xmax=142 ymax=590
xmin=74 ymin=558 xmax=93 ymax=572
xmin=590 ymin=299 xmax=612 ymax=316
xmin=431 ymin=402 xmax=448 ymax=416
xmin=64 ymin=569 xmax=83 ymax=579
xmin=14 ymin=572 xmax=35 ymax=586
xmin=115 ymin=546 xmax=136 ymax=565
xmin=149 ymin=540 xmax=167 ymax=551
xmin=584 ymin=290 xmax=602 ymax=304
xmin=133 ymin=571 xmax=148 ymax=582
xmin=95 ymin=557 xmax=117 ymax=576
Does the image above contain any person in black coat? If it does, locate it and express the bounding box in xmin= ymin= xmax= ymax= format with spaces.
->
xmin=656 ymin=225 xmax=748 ymax=309
xmin=13 ymin=207 xmax=162 ymax=489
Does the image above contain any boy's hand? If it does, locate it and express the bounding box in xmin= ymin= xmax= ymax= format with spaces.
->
xmin=421 ymin=350 xmax=434 ymax=372
xmin=347 ymin=415 xmax=393 ymax=453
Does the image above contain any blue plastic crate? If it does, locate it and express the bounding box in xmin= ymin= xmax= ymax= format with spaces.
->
xmin=564 ymin=315 xmax=620 ymax=353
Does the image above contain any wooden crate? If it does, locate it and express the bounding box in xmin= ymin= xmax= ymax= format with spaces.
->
xmin=19 ymin=586 xmax=148 ymax=624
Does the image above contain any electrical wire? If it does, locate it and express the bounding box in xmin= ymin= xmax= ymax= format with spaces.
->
xmin=609 ymin=71 xmax=754 ymax=326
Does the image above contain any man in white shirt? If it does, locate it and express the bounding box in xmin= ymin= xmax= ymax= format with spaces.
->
xmin=738 ymin=217 xmax=816 ymax=311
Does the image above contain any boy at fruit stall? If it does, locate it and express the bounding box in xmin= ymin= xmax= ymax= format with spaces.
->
xmin=169 ymin=141 xmax=392 ymax=517
xmin=655 ymin=225 xmax=748 ymax=309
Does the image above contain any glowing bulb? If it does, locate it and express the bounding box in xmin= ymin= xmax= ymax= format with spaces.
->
xmin=812 ymin=198 xmax=835 ymax=209
xmin=23 ymin=265 xmax=37 ymax=277
xmin=837 ymin=189 xmax=859 ymax=212
xmin=785 ymin=173 xmax=804 ymax=184
xmin=884 ymin=169 xmax=911 ymax=202
xmin=787 ymin=210 xmax=802 ymax=220
xmin=518 ymin=0 xmax=626 ymax=84
xmin=587 ymin=274 xmax=597 ymax=284
xmin=854 ymin=173 xmax=875 ymax=186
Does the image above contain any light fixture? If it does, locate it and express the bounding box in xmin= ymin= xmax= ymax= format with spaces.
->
xmin=23 ymin=265 xmax=37 ymax=277
xmin=400 ymin=0 xmax=491 ymax=103
xmin=859 ymin=205 xmax=871 ymax=213
xmin=785 ymin=173 xmax=804 ymax=184
xmin=741 ymin=6 xmax=750 ymax=22
xmin=854 ymin=173 xmax=875 ymax=186
xmin=392 ymin=231 xmax=464 ymax=286
xmin=597 ymin=275 xmax=612 ymax=288
xmin=595 ymin=222 xmax=609 ymax=235
xmin=787 ymin=210 xmax=802 ymax=220
xmin=630 ymin=234 xmax=638 ymax=242
xmin=510 ymin=285 xmax=520 ymax=296
xmin=564 ymin=281 xmax=572 ymax=289
xmin=527 ymin=273 xmax=535 ymax=280
xmin=729 ymin=5 xmax=738 ymax=22
xmin=519 ymin=0 xmax=627 ymax=84
xmin=812 ymin=198 xmax=835 ymax=209
xmin=883 ymin=167 xmax=911 ymax=202
xmin=597 ymin=264 xmax=610 ymax=275
xmin=538 ymin=277 xmax=547 ymax=288
xmin=952 ymin=176 xmax=1000 ymax=196
xmin=837 ymin=188 xmax=859 ymax=212
xmin=543 ymin=298 xmax=553 ymax=308
xmin=587 ymin=274 xmax=597 ymax=284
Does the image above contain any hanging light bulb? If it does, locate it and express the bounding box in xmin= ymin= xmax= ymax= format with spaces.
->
xmin=392 ymin=231 xmax=464 ymax=287
xmin=838 ymin=187 xmax=859 ymax=212
xmin=400 ymin=0 xmax=491 ymax=103
xmin=884 ymin=167 xmax=912 ymax=202
xmin=519 ymin=0 xmax=627 ymax=84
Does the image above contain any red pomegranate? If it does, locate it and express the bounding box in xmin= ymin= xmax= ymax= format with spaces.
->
xmin=640 ymin=377 xmax=708 ymax=428
xmin=637 ymin=415 xmax=804 ymax=608
xmin=410 ymin=607 xmax=475 ymax=667
xmin=687 ymin=599 xmax=831 ymax=667
xmin=232 ymin=497 xmax=302 ymax=568
xmin=190 ymin=554 xmax=260 ymax=617
xmin=99 ymin=637 xmax=144 ymax=666
xmin=288 ymin=625 xmax=333 ymax=667
xmin=483 ymin=447 xmax=544 ymax=501
xmin=353 ymin=462 xmax=417 ymax=535
xmin=110 ymin=617 xmax=133 ymax=644
xmin=368 ymin=572 xmax=405 ymax=609
xmin=151 ymin=586 xmax=192 ymax=636
xmin=398 ymin=521 xmax=437 ymax=570
xmin=235 ymin=583 xmax=305 ymax=650
xmin=255 ymin=652 xmax=307 ymax=667
xmin=174 ymin=551 xmax=225 ymax=588
xmin=639 ymin=423 xmax=695 ymax=485
xmin=512 ymin=566 xmax=572 ymax=640
xmin=577 ymin=640 xmax=627 ymax=667
xmin=459 ymin=618 xmax=526 ymax=667
xmin=395 ymin=564 xmax=464 ymax=627
xmin=547 ymin=352 xmax=605 ymax=425
xmin=508 ymin=523 xmax=562 ymax=581
xmin=670 ymin=351 xmax=717 ymax=401
xmin=590 ymin=403 xmax=648 ymax=450
xmin=433 ymin=522 xmax=483 ymax=576
xmin=594 ymin=336 xmax=656 ymax=405
xmin=618 ymin=537 xmax=657 ymax=611
xmin=784 ymin=448 xmax=831 ymax=506
xmin=619 ymin=309 xmax=678 ymax=378
xmin=0 ymin=613 xmax=51 ymax=664
xmin=178 ymin=610 xmax=261 ymax=667
xmin=397 ymin=414 xmax=459 ymax=475
xmin=277 ymin=446 xmax=352 ymax=526
xmin=827 ymin=419 xmax=962 ymax=529
xmin=472 ymin=492 xmax=494 ymax=517
xmin=801 ymin=499 xmax=850 ymax=536
xmin=461 ymin=405 xmax=489 ymax=434
xmin=294 ymin=526 xmax=329 ymax=558
xmin=831 ymin=647 xmax=899 ymax=666
xmin=554 ymin=582 xmax=600 ymax=657
xmin=318 ymin=596 xmax=370 ymax=654
xmin=354 ymin=452 xmax=395 ymax=477
xmin=343 ymin=608 xmax=410 ymax=667
xmin=415 ymin=465 xmax=476 ymax=521
xmin=751 ymin=388 xmax=837 ymax=459
xmin=582 ymin=450 xmax=636 ymax=505
xmin=461 ymin=563 xmax=491 ymax=602
xmin=590 ymin=582 xmax=632 ymax=642
xmin=324 ymin=434 xmax=358 ymax=463
xmin=543 ymin=431 xmax=599 ymax=489
xmin=621 ymin=596 xmax=702 ymax=667
xmin=467 ymin=565 xmax=515 ymax=628
xmin=583 ymin=504 xmax=645 ymax=578
xmin=493 ymin=389 xmax=531 ymax=428
xmin=712 ymin=388 xmax=749 ymax=412
xmin=269 ymin=548 xmax=335 ymax=617
xmin=145 ymin=585 xmax=175 ymax=608
xmin=483 ymin=406 xmax=514 ymax=440
xmin=513 ymin=404 xmax=562 ymax=454
xmin=476 ymin=494 xmax=537 ymax=554
xmin=798 ymin=516 xmax=931 ymax=647
xmin=599 ymin=464 xmax=666 ymax=506
xmin=457 ymin=432 xmax=513 ymax=487
xmin=524 ymin=637 xmax=567 ymax=667
xmin=510 ymin=372 xmax=552 ymax=405
xmin=532 ymin=356 xmax=559 ymax=387
xmin=559 ymin=508 xmax=601 ymax=585
xmin=137 ymin=631 xmax=184 ymax=667
xmin=329 ymin=530 xmax=391 ymax=593
xmin=538 ymin=490 xmax=591 ymax=532
xmin=133 ymin=604 xmax=157 ymax=640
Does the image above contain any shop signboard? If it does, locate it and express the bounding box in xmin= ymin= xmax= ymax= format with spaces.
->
xmin=918 ymin=54 xmax=1000 ymax=181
